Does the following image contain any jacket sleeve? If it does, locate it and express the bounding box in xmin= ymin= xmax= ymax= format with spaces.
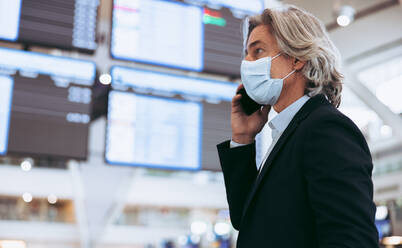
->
xmin=302 ymin=116 xmax=379 ymax=248
xmin=217 ymin=140 xmax=258 ymax=230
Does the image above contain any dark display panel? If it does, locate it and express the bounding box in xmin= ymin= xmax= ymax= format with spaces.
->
xmin=8 ymin=74 xmax=92 ymax=159
xmin=0 ymin=48 xmax=95 ymax=160
xmin=202 ymin=7 xmax=244 ymax=76
xmin=0 ymin=0 xmax=98 ymax=52
xmin=200 ymin=0 xmax=265 ymax=76
xmin=201 ymin=101 xmax=231 ymax=171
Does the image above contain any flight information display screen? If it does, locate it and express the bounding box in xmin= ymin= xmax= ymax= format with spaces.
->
xmin=202 ymin=7 xmax=244 ymax=76
xmin=0 ymin=76 xmax=14 ymax=156
xmin=0 ymin=0 xmax=98 ymax=52
xmin=107 ymin=66 xmax=238 ymax=171
xmin=199 ymin=0 xmax=265 ymax=75
xmin=111 ymin=0 xmax=263 ymax=76
xmin=0 ymin=48 xmax=96 ymax=160
xmin=184 ymin=0 xmax=264 ymax=14
xmin=111 ymin=0 xmax=204 ymax=71
xmin=0 ymin=0 xmax=22 ymax=41
xmin=111 ymin=66 xmax=237 ymax=101
xmin=106 ymin=91 xmax=203 ymax=170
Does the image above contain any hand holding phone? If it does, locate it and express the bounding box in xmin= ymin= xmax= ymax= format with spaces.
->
xmin=231 ymin=84 xmax=270 ymax=144
xmin=236 ymin=87 xmax=263 ymax=115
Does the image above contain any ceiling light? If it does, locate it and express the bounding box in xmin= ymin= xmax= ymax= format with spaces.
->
xmin=337 ymin=15 xmax=351 ymax=27
xmin=22 ymin=193 xmax=32 ymax=203
xmin=20 ymin=158 xmax=33 ymax=171
xmin=99 ymin=73 xmax=112 ymax=85
xmin=47 ymin=194 xmax=58 ymax=205
xmin=337 ymin=5 xmax=355 ymax=27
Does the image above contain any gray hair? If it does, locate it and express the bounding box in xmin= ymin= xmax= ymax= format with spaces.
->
xmin=245 ymin=5 xmax=343 ymax=107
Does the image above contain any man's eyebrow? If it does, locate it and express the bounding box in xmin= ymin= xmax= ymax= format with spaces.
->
xmin=245 ymin=40 xmax=262 ymax=55
xmin=249 ymin=40 xmax=262 ymax=49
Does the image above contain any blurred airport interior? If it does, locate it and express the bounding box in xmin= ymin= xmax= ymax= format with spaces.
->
xmin=0 ymin=0 xmax=401 ymax=247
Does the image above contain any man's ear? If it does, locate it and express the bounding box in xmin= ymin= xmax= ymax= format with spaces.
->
xmin=293 ymin=58 xmax=306 ymax=71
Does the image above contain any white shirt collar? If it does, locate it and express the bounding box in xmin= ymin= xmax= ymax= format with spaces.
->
xmin=268 ymin=95 xmax=310 ymax=140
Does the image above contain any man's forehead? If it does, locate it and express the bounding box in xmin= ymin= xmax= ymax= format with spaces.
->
xmin=247 ymin=25 xmax=272 ymax=47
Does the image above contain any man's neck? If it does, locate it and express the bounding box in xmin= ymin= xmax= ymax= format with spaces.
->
xmin=273 ymin=92 xmax=305 ymax=113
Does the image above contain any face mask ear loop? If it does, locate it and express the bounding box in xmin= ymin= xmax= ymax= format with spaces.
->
xmin=272 ymin=53 xmax=281 ymax=60
xmin=268 ymin=53 xmax=282 ymax=74
xmin=283 ymin=69 xmax=296 ymax=80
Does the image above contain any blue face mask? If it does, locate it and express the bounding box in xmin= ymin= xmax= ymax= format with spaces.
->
xmin=240 ymin=53 xmax=295 ymax=106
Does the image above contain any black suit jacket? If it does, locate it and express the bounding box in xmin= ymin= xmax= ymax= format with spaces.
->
xmin=217 ymin=95 xmax=379 ymax=248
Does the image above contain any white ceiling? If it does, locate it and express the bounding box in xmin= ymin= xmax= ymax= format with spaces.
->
xmin=280 ymin=0 xmax=391 ymax=25
xmin=275 ymin=1 xmax=402 ymax=61
xmin=330 ymin=4 xmax=402 ymax=61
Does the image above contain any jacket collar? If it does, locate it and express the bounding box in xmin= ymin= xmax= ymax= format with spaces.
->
xmin=268 ymin=95 xmax=310 ymax=139
xmin=241 ymin=94 xmax=331 ymax=219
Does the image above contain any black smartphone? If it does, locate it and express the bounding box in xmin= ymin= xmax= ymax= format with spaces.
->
xmin=236 ymin=88 xmax=262 ymax=115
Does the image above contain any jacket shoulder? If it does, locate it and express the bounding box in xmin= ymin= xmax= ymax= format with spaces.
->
xmin=299 ymin=103 xmax=371 ymax=155
xmin=301 ymin=103 xmax=360 ymax=132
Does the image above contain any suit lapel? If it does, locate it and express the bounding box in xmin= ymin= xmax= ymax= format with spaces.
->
xmin=241 ymin=94 xmax=330 ymax=219
xmin=241 ymin=120 xmax=299 ymax=218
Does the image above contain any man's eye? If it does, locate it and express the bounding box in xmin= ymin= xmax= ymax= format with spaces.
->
xmin=255 ymin=48 xmax=264 ymax=54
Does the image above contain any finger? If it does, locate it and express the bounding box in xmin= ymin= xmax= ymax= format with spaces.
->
xmin=236 ymin=83 xmax=244 ymax=92
xmin=231 ymin=94 xmax=242 ymax=107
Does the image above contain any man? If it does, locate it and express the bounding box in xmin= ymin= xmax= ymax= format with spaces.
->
xmin=217 ymin=5 xmax=379 ymax=248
